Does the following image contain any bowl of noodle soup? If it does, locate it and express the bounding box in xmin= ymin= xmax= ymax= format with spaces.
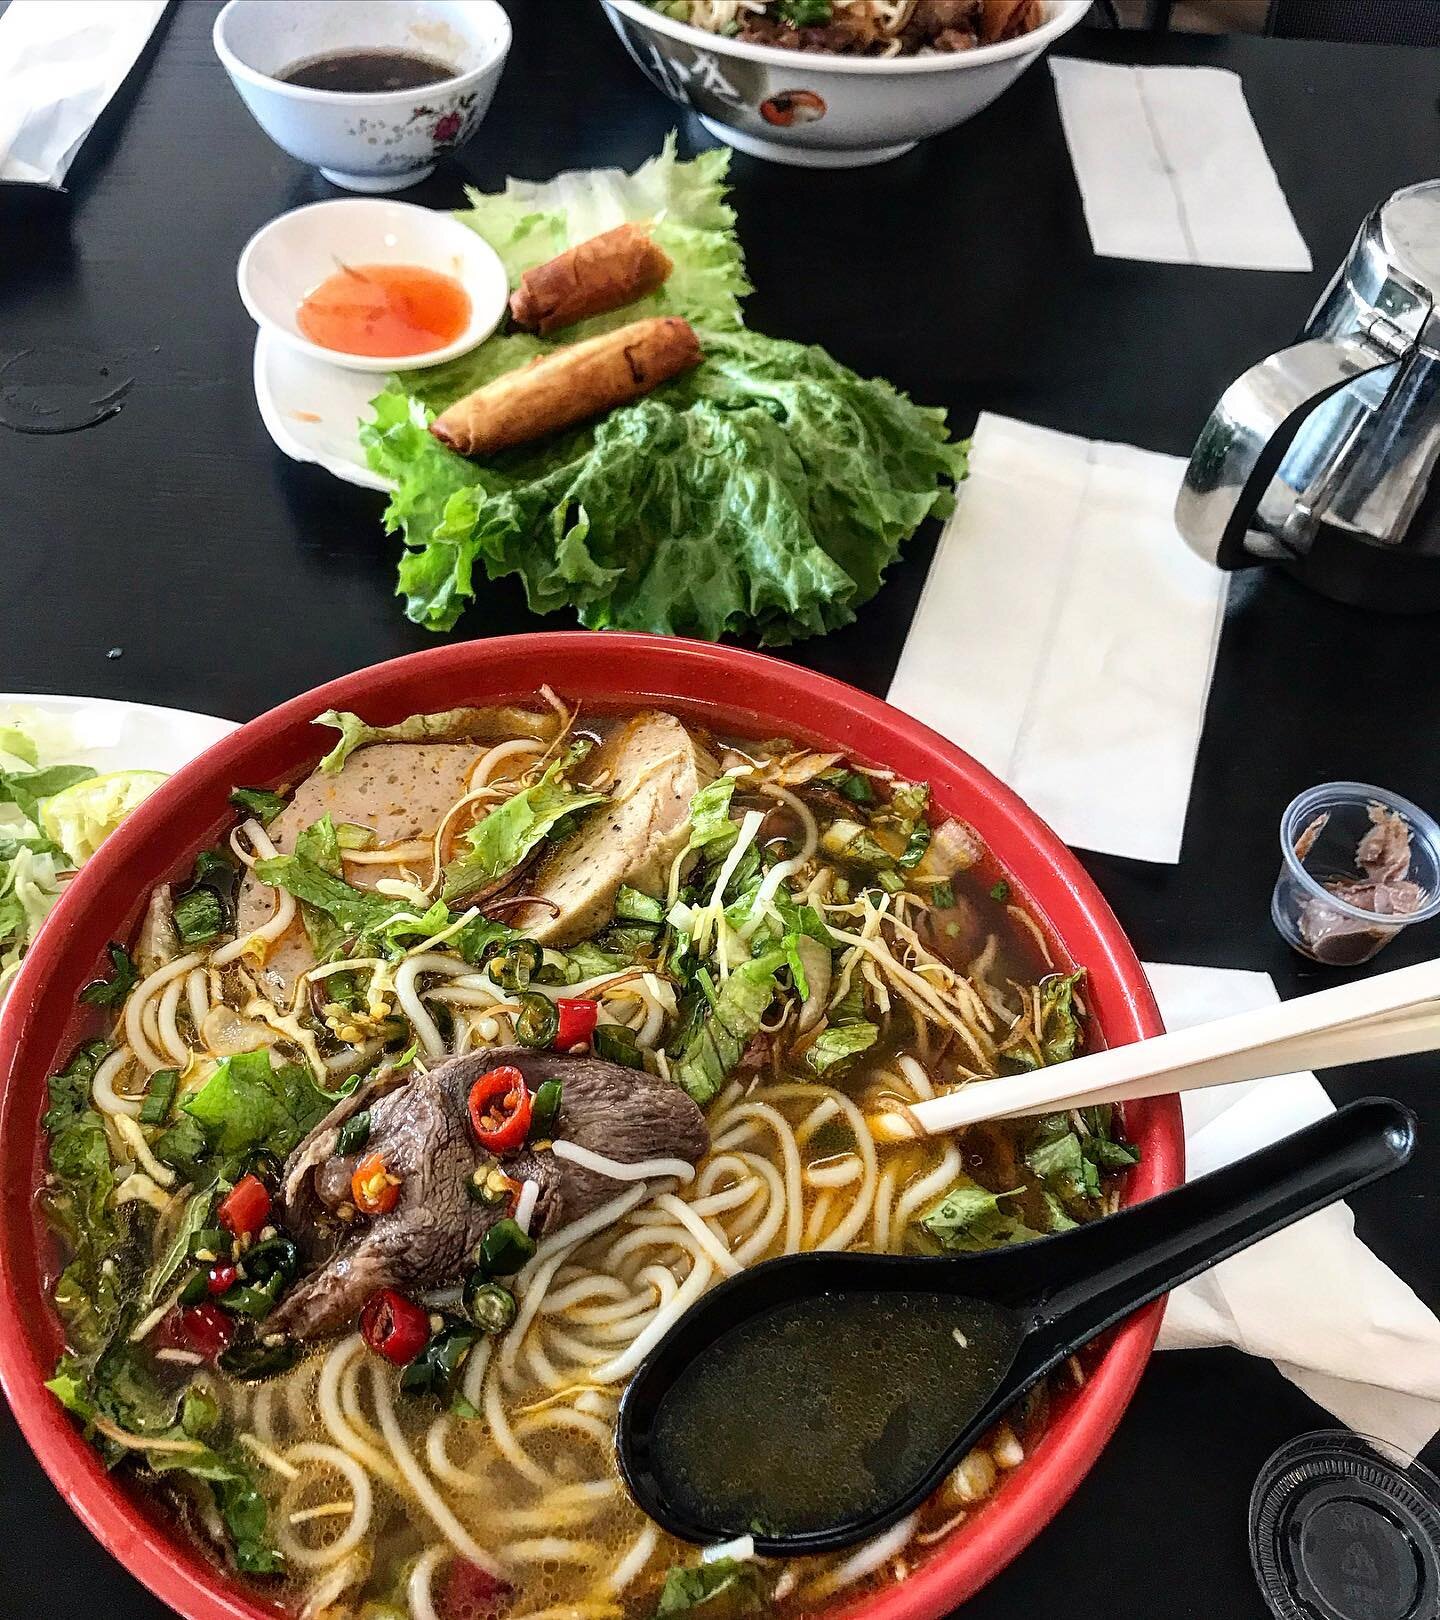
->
xmin=0 ymin=632 xmax=1180 ymax=1620
xmin=601 ymin=0 xmax=1090 ymax=167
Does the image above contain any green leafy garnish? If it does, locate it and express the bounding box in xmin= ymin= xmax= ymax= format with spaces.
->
xmin=442 ymin=756 xmax=604 ymax=903
xmin=683 ymin=777 xmax=739 ymax=863
xmin=79 ymin=943 xmax=137 ymax=1006
xmin=990 ymin=880 xmax=1011 ymax=903
xmin=314 ymin=705 xmax=557 ymax=775
xmin=1010 ymin=969 xmax=1086 ymax=1070
xmin=670 ymin=948 xmax=785 ymax=1105
xmin=921 ymin=1181 xmax=1032 ymax=1251
xmin=173 ymin=886 xmax=225 ymax=947
xmin=181 ymin=1049 xmax=340 ymax=1176
xmin=229 ymin=787 xmax=288 ymax=826
xmin=361 ymin=140 xmax=964 ymax=642
xmin=655 ymin=1558 xmax=767 ymax=1615
xmin=804 ymin=1021 xmax=879 ymax=1076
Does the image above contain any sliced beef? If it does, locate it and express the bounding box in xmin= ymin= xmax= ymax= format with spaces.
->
xmin=236 ymin=741 xmax=483 ymax=1002
xmin=270 ymin=1046 xmax=708 ymax=1340
xmin=905 ymin=0 xmax=981 ymax=48
xmin=507 ymin=711 xmax=715 ymax=946
xmin=135 ymin=884 xmax=180 ymax=976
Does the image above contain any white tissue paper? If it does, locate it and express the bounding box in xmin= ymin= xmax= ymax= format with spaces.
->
xmin=0 ymin=0 xmax=169 ymax=188
xmin=888 ymin=413 xmax=1228 ymax=865
xmin=1050 ymin=59 xmax=1312 ymax=272
xmin=1147 ymin=961 xmax=1440 ymax=1456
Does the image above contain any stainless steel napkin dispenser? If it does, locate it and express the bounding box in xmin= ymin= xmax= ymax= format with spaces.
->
xmin=1176 ymin=180 xmax=1440 ymax=612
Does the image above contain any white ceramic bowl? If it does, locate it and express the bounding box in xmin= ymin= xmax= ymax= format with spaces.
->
xmin=214 ymin=0 xmax=511 ymax=192
xmin=237 ymin=198 xmax=510 ymax=370
xmin=600 ymin=0 xmax=1088 ymax=167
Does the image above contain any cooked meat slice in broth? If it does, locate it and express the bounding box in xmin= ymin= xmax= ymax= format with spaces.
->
xmin=508 ymin=711 xmax=715 ymax=945
xmin=235 ymin=742 xmax=481 ymax=1001
xmin=270 ymin=1047 xmax=708 ymax=1339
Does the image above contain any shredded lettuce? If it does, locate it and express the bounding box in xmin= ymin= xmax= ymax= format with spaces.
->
xmin=314 ymin=704 xmax=558 ymax=775
xmin=180 ymin=1049 xmax=338 ymax=1175
xmin=804 ymin=1021 xmax=878 ymax=1077
xmin=361 ymin=139 xmax=965 ymax=641
xmin=669 ymin=947 xmax=786 ymax=1106
xmin=655 ymin=1557 xmax=768 ymax=1615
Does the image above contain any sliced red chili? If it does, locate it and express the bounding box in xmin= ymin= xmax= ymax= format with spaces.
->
xmin=351 ymin=1151 xmax=402 ymax=1217
xmin=467 ymin=1066 xmax=531 ymax=1153
xmin=174 ymin=1302 xmax=235 ymax=1361
xmin=360 ymin=1288 xmax=430 ymax=1365
xmin=554 ymin=997 xmax=598 ymax=1050
xmin=218 ymin=1174 xmax=271 ymax=1238
xmin=205 ymin=1262 xmax=238 ymax=1297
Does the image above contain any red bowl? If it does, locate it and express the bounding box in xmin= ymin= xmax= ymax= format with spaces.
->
xmin=0 ymin=632 xmax=1179 ymax=1620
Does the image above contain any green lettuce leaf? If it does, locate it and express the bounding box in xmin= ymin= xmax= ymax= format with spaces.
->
xmin=804 ymin=1020 xmax=878 ymax=1077
xmin=670 ymin=948 xmax=785 ymax=1106
xmin=441 ymin=757 xmax=603 ymax=902
xmin=921 ymin=1179 xmax=1042 ymax=1252
xmin=314 ymin=703 xmax=558 ymax=775
xmin=683 ymin=777 xmax=739 ymax=863
xmin=656 ymin=1557 xmax=767 ymax=1616
xmin=181 ymin=1050 xmax=336 ymax=1170
xmin=360 ymin=140 xmax=965 ymax=642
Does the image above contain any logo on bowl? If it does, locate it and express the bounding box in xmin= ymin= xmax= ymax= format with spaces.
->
xmin=612 ymin=14 xmax=765 ymax=117
xmin=759 ymin=89 xmax=827 ymax=127
xmin=344 ymin=89 xmax=482 ymax=169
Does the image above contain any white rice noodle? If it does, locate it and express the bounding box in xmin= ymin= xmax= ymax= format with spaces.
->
xmin=891 ymin=1142 xmax=963 ymax=1242
xmin=514 ymin=1177 xmax=540 ymax=1235
xmin=406 ymin=1544 xmax=447 ymax=1620
xmin=157 ymin=974 xmax=190 ymax=1065
xmin=691 ymin=809 xmax=766 ymax=956
xmin=473 ymin=737 xmax=547 ymax=786
xmin=652 ymin=1193 xmax=742 ymax=1276
xmin=91 ymin=1046 xmax=142 ymax=1118
xmin=707 ymin=1099 xmax=803 ymax=1253
xmin=739 ymin=785 xmax=819 ymax=937
xmin=276 ymin=1442 xmax=373 ymax=1569
xmin=521 ymin=1183 xmax=653 ymax=1280
xmin=316 ymin=1336 xmax=406 ymax=1492
xmin=394 ymin=953 xmax=466 ymax=1057
xmin=897 ymin=1053 xmax=936 ymax=1099
xmin=807 ymin=1515 xmax=920 ymax=1599
xmin=702 ymin=1534 xmax=755 ymax=1564
xmin=212 ymin=821 xmax=295 ymax=967
xmin=607 ymin=1525 xmax=659 ymax=1594
xmin=125 ymin=950 xmax=206 ymax=1071
xmin=588 ymin=1254 xmax=714 ymax=1386
xmin=113 ymin=1112 xmax=176 ymax=1186
xmin=550 ymin=1140 xmax=695 ymax=1186
xmin=112 ymin=1171 xmax=171 ymax=1210
xmin=185 ymin=967 xmax=209 ymax=1035
xmin=371 ymin=1362 xmax=508 ymax=1579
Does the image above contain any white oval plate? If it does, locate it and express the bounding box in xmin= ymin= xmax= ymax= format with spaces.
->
xmin=0 ymin=694 xmax=239 ymax=777
xmin=253 ymin=330 xmax=391 ymax=492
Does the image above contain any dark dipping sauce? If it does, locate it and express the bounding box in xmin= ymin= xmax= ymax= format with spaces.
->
xmin=648 ymin=1290 xmax=1023 ymax=1539
xmin=278 ymin=49 xmax=459 ymax=93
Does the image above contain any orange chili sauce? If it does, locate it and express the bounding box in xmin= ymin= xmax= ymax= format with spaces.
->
xmin=297 ymin=262 xmax=471 ymax=358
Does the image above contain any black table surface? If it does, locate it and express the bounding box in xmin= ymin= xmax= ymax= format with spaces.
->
xmin=3 ymin=2 xmax=1439 ymax=1615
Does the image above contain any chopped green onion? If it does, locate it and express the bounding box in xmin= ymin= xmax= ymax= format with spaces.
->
xmin=990 ymin=880 xmax=1011 ymax=903
xmin=593 ymin=1023 xmax=645 ymax=1070
xmin=336 ymin=1110 xmax=371 ymax=1157
xmin=138 ymin=1068 xmax=179 ymax=1126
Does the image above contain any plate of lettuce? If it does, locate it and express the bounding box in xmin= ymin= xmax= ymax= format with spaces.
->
xmin=254 ymin=137 xmax=967 ymax=645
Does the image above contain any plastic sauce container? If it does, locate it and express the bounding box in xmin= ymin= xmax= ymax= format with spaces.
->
xmin=1273 ymin=783 xmax=1440 ymax=966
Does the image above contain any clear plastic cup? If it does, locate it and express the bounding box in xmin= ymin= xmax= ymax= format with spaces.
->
xmin=1273 ymin=782 xmax=1440 ymax=966
xmin=1250 ymin=1431 xmax=1440 ymax=1620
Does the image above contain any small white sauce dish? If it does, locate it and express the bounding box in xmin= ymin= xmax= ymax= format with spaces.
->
xmin=214 ymin=0 xmax=511 ymax=193
xmin=237 ymin=198 xmax=510 ymax=372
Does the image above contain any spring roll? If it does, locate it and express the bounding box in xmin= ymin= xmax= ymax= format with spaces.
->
xmin=429 ymin=316 xmax=702 ymax=458
xmin=509 ymin=223 xmax=675 ymax=336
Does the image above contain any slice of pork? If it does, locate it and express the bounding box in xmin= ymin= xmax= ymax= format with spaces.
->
xmin=235 ymin=741 xmax=483 ymax=1002
xmin=507 ymin=711 xmax=715 ymax=946
xmin=269 ymin=1047 xmax=708 ymax=1340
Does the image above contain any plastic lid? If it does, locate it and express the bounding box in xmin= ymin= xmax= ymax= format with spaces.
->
xmin=1250 ymin=1432 xmax=1440 ymax=1620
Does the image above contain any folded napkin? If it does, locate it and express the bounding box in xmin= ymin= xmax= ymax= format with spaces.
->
xmin=1147 ymin=961 xmax=1440 ymax=1456
xmin=0 ymin=0 xmax=168 ymax=188
xmin=888 ymin=413 xmax=1228 ymax=864
xmin=1049 ymin=59 xmax=1311 ymax=272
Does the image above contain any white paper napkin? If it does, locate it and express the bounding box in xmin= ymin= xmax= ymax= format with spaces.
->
xmin=0 ymin=0 xmax=168 ymax=188
xmin=1050 ymin=59 xmax=1311 ymax=271
xmin=1146 ymin=961 xmax=1440 ymax=1456
xmin=888 ymin=413 xmax=1227 ymax=864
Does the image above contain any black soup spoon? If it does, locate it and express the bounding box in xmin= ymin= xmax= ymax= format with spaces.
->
xmin=615 ymin=1096 xmax=1416 ymax=1556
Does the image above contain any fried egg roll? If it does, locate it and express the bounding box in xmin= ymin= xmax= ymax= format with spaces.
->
xmin=429 ymin=316 xmax=703 ymax=458
xmin=509 ymin=223 xmax=675 ymax=335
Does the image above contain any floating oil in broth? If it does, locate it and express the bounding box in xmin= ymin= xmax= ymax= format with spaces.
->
xmin=648 ymin=1290 xmax=1023 ymax=1538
